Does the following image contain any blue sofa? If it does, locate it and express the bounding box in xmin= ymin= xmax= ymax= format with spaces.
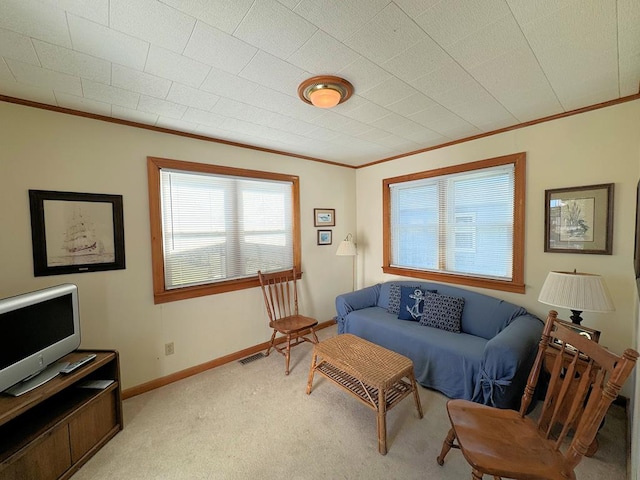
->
xmin=335 ymin=281 xmax=543 ymax=410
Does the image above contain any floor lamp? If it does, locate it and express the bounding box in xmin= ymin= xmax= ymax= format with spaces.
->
xmin=336 ymin=233 xmax=357 ymax=291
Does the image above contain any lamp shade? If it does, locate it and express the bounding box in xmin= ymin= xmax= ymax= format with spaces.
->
xmin=336 ymin=233 xmax=356 ymax=256
xmin=538 ymin=271 xmax=615 ymax=313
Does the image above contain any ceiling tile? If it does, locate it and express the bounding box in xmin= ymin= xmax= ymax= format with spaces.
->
xmin=340 ymin=98 xmax=391 ymax=124
xmin=0 ymin=79 xmax=57 ymax=105
xmin=41 ymin=0 xmax=109 ymax=25
xmin=0 ymin=28 xmax=40 ymax=66
xmin=34 ymin=40 xmax=111 ymax=84
xmin=183 ymin=107 xmax=227 ymax=128
xmin=410 ymin=58 xmax=475 ymax=98
xmin=382 ymin=37 xmax=450 ymax=83
xmin=340 ymin=119 xmax=373 ymax=136
xmin=445 ymin=16 xmax=529 ymax=71
xmin=359 ymin=76 xmax=417 ymax=106
xmin=337 ymin=56 xmax=391 ymax=94
xmin=309 ymin=110 xmax=353 ymax=131
xmin=112 ymin=105 xmax=159 ymax=124
xmin=110 ymin=0 xmax=195 ymax=54
xmin=155 ymin=116 xmax=198 ymax=133
xmin=408 ymin=104 xmax=474 ymax=137
xmin=288 ymin=30 xmax=360 ymax=75
xmin=618 ymin=0 xmax=640 ymax=96
xmin=0 ymin=59 xmax=14 ymax=82
xmin=137 ymin=95 xmax=188 ymax=119
xmin=245 ymin=86 xmax=319 ymax=121
xmin=68 ymin=15 xmax=149 ymax=70
xmin=112 ymin=65 xmax=171 ymax=98
xmin=386 ymin=92 xmax=436 ymax=116
xmin=393 ymin=0 xmax=440 ymax=18
xmin=55 ymin=91 xmax=112 ymax=116
xmin=515 ymin=0 xmax=618 ymax=110
xmin=415 ymin=0 xmax=511 ymax=47
xmin=166 ymin=83 xmax=220 ymax=110
xmin=293 ymin=0 xmax=389 ymax=41
xmin=6 ymin=59 xmax=82 ymax=96
xmin=239 ymin=50 xmax=308 ymax=95
xmin=145 ymin=46 xmax=210 ymax=88
xmin=183 ymin=21 xmax=257 ymax=75
xmin=200 ymin=67 xmax=260 ymax=102
xmin=234 ymin=0 xmax=317 ymax=59
xmin=81 ymin=78 xmax=139 ymax=109
xmin=469 ymin=46 xmax=563 ymax=122
xmin=345 ymin=3 xmax=425 ymax=64
xmin=0 ymin=0 xmax=71 ymax=47
xmin=160 ymin=0 xmax=254 ymax=34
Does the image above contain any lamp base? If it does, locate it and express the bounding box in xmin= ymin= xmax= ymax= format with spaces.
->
xmin=569 ymin=309 xmax=584 ymax=325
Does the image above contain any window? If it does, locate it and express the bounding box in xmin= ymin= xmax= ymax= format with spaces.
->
xmin=383 ymin=153 xmax=525 ymax=293
xmin=148 ymin=157 xmax=300 ymax=304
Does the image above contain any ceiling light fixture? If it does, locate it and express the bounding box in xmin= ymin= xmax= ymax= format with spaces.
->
xmin=298 ymin=75 xmax=353 ymax=109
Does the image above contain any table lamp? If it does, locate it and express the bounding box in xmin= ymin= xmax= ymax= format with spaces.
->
xmin=538 ymin=270 xmax=615 ymax=325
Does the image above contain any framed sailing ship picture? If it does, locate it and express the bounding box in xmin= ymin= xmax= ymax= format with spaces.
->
xmin=29 ymin=190 xmax=126 ymax=276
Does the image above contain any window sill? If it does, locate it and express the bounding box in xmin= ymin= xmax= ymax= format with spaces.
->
xmin=382 ymin=266 xmax=526 ymax=294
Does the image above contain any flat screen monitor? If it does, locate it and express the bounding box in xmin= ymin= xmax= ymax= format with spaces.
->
xmin=0 ymin=283 xmax=81 ymax=396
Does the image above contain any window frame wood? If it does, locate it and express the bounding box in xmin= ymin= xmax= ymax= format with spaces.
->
xmin=147 ymin=156 xmax=301 ymax=304
xmin=382 ymin=152 xmax=526 ymax=294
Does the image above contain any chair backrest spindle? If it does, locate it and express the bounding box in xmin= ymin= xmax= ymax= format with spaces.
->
xmin=520 ymin=310 xmax=639 ymax=471
xmin=258 ymin=268 xmax=300 ymax=323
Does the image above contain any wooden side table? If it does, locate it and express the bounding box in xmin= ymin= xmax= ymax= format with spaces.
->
xmin=306 ymin=334 xmax=423 ymax=454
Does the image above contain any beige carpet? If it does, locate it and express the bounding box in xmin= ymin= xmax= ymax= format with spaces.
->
xmin=73 ymin=326 xmax=627 ymax=480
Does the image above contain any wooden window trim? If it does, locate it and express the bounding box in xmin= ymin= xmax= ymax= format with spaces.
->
xmin=382 ymin=152 xmax=526 ymax=294
xmin=147 ymin=156 xmax=301 ymax=304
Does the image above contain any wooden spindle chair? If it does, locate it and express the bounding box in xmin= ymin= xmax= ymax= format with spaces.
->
xmin=258 ymin=268 xmax=318 ymax=375
xmin=436 ymin=310 xmax=638 ymax=480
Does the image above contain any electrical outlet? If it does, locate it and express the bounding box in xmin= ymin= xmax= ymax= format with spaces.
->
xmin=165 ymin=342 xmax=174 ymax=356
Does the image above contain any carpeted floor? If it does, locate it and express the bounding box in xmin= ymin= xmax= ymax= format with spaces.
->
xmin=72 ymin=325 xmax=627 ymax=479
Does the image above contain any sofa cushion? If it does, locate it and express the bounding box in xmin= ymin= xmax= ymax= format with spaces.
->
xmin=420 ymin=292 xmax=464 ymax=333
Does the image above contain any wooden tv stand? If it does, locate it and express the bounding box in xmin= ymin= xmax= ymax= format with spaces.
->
xmin=0 ymin=350 xmax=123 ymax=480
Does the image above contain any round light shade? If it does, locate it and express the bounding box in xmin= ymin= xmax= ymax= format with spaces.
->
xmin=538 ymin=271 xmax=615 ymax=312
xmin=309 ymin=87 xmax=342 ymax=108
xmin=298 ymin=76 xmax=353 ymax=108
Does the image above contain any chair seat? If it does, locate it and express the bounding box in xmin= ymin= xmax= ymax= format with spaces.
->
xmin=447 ymin=399 xmax=572 ymax=480
xmin=270 ymin=315 xmax=318 ymax=334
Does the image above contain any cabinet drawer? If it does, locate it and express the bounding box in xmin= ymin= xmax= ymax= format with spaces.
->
xmin=0 ymin=424 xmax=71 ymax=480
xmin=69 ymin=390 xmax=118 ymax=463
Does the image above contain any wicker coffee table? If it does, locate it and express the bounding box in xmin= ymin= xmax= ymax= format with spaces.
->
xmin=306 ymin=334 xmax=423 ymax=454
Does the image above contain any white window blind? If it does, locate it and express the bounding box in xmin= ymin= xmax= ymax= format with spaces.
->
xmin=390 ymin=164 xmax=514 ymax=281
xmin=160 ymin=169 xmax=293 ymax=289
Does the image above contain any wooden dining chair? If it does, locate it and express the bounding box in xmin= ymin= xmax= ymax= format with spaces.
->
xmin=258 ymin=268 xmax=319 ymax=375
xmin=436 ymin=310 xmax=638 ymax=480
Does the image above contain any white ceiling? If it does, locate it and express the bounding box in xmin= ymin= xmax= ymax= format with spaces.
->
xmin=1 ymin=0 xmax=639 ymax=167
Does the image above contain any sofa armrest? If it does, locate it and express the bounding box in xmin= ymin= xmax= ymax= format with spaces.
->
xmin=472 ymin=314 xmax=543 ymax=409
xmin=335 ymin=284 xmax=381 ymax=334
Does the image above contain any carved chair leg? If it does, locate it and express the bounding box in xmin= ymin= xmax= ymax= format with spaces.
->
xmin=437 ymin=427 xmax=457 ymax=465
xmin=471 ymin=469 xmax=483 ymax=479
xmin=265 ymin=330 xmax=277 ymax=357
xmin=284 ymin=334 xmax=292 ymax=375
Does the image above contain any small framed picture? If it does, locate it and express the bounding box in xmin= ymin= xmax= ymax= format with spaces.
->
xmin=317 ymin=230 xmax=332 ymax=245
xmin=314 ymin=208 xmax=335 ymax=227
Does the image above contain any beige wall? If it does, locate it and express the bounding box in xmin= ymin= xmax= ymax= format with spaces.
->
xmin=0 ymin=101 xmax=356 ymax=390
xmin=355 ymin=99 xmax=640 ymax=397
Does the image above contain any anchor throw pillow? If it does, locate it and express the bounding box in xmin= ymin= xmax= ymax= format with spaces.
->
xmin=419 ymin=292 xmax=464 ymax=333
xmin=397 ymin=286 xmax=436 ymax=321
